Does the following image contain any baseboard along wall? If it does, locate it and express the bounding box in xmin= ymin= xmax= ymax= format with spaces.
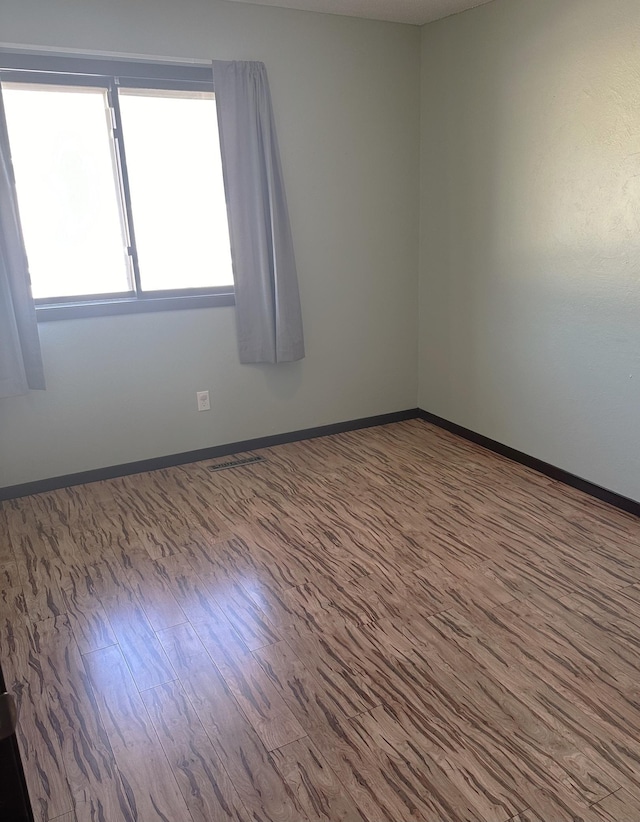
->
xmin=2 ymin=407 xmax=638 ymax=518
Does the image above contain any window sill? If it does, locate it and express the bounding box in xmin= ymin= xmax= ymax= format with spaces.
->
xmin=35 ymin=292 xmax=235 ymax=322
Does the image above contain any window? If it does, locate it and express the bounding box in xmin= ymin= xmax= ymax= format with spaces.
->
xmin=0 ymin=53 xmax=234 ymax=320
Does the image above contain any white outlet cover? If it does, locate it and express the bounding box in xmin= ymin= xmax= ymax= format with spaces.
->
xmin=196 ymin=390 xmax=211 ymax=411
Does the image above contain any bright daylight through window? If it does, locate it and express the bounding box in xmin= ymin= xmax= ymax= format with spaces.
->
xmin=1 ymin=59 xmax=233 ymax=315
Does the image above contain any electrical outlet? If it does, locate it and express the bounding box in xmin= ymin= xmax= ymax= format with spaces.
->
xmin=196 ymin=390 xmax=210 ymax=412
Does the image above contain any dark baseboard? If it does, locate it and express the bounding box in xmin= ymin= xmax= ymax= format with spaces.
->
xmin=0 ymin=409 xmax=420 ymax=501
xmin=3 ymin=406 xmax=638 ymax=518
xmin=418 ymin=409 xmax=640 ymax=518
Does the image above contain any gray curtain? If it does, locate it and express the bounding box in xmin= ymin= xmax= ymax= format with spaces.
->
xmin=213 ymin=61 xmax=305 ymax=364
xmin=0 ymin=87 xmax=45 ymax=398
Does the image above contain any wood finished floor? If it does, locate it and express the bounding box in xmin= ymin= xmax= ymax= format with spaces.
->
xmin=2 ymin=419 xmax=640 ymax=821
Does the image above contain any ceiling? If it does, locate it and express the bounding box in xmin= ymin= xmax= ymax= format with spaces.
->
xmin=224 ymin=0 xmax=496 ymax=25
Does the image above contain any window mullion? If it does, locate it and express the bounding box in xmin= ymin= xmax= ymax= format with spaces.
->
xmin=107 ymin=78 xmax=142 ymax=297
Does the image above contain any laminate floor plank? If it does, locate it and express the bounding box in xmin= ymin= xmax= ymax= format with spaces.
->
xmin=414 ymin=554 xmax=515 ymax=611
xmin=255 ymin=640 xmax=420 ymax=822
xmin=0 ymin=592 xmax=72 ymax=822
xmin=592 ymin=788 xmax=640 ymax=821
xmin=405 ymin=611 xmax=620 ymax=806
xmin=157 ymin=622 xmax=309 ymax=822
xmin=269 ymin=737 xmax=367 ymax=822
xmin=277 ymin=616 xmax=381 ymax=717
xmin=354 ymin=565 xmax=454 ymax=623
xmin=453 ymin=596 xmax=634 ymax=707
xmin=5 ymin=420 xmax=640 ymax=822
xmin=452 ymin=602 xmax=640 ymax=804
xmin=83 ymin=644 xmax=192 ymax=822
xmin=28 ymin=490 xmax=85 ymax=533
xmin=143 ymin=470 xmax=235 ymax=542
xmin=323 ymin=611 xmax=616 ymax=817
xmin=0 ymin=504 xmax=13 ymax=561
xmin=350 ymin=701 xmax=526 ymax=822
xmin=153 ymin=550 xmax=229 ymax=623
xmin=106 ymin=596 xmax=177 ymax=690
xmin=3 ymin=496 xmax=40 ymax=544
xmin=98 ymin=579 xmax=177 ymax=692
xmin=0 ymin=555 xmax=21 ymax=595
xmin=124 ymin=553 xmax=188 ymax=631
xmin=37 ymin=615 xmax=134 ymax=821
xmin=240 ymin=575 xmax=330 ymax=633
xmin=561 ymin=585 xmax=640 ymax=641
xmin=142 ymin=679 xmax=254 ymax=822
xmin=229 ymin=527 xmax=335 ymax=591
xmin=57 ymin=562 xmax=117 ymax=654
xmin=503 ymin=786 xmax=614 ymax=821
xmin=254 ymin=510 xmax=390 ymax=580
xmin=190 ymin=612 xmax=306 ymax=751
xmin=431 ymin=608 xmax=620 ymax=783
xmin=524 ymin=592 xmax=640 ymax=688
xmin=352 ymin=633 xmax=612 ymax=818
xmin=255 ymin=639 xmax=483 ymax=822
xmin=12 ymin=529 xmax=66 ymax=622
xmin=274 ymin=574 xmax=403 ymax=629
xmin=183 ymin=539 xmax=281 ymax=649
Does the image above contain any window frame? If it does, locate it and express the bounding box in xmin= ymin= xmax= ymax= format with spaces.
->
xmin=0 ymin=51 xmax=235 ymax=321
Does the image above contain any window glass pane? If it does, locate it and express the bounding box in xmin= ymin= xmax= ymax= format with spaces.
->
xmin=118 ymin=89 xmax=233 ymax=291
xmin=2 ymin=83 xmax=132 ymax=299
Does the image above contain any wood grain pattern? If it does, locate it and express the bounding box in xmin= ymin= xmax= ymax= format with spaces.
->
xmin=276 ymin=615 xmax=380 ymax=718
xmin=183 ymin=538 xmax=281 ymax=648
xmin=83 ymin=644 xmax=191 ymax=821
xmin=57 ymin=563 xmax=117 ymax=654
xmin=254 ymin=639 xmax=420 ymax=822
xmin=141 ymin=679 xmax=254 ymax=822
xmin=124 ymin=553 xmax=188 ymax=631
xmin=98 ymin=575 xmax=177 ymax=692
xmin=4 ymin=419 xmax=640 ymax=821
xmin=592 ymin=789 xmax=640 ymax=821
xmin=269 ymin=737 xmax=367 ymax=822
xmin=191 ymin=614 xmax=306 ymax=751
xmin=36 ymin=615 xmax=133 ymax=821
xmin=12 ymin=529 xmax=66 ymax=622
xmin=157 ymin=622 xmax=306 ymax=822
xmin=0 ymin=590 xmax=72 ymax=821
xmin=255 ymin=639 xmax=484 ymax=821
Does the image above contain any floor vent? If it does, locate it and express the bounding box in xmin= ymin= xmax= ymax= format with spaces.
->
xmin=208 ymin=455 xmax=265 ymax=472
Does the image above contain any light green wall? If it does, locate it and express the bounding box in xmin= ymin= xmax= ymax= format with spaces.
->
xmin=5 ymin=0 xmax=640 ymax=504
xmin=419 ymin=0 xmax=640 ymax=502
xmin=0 ymin=0 xmax=421 ymax=486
